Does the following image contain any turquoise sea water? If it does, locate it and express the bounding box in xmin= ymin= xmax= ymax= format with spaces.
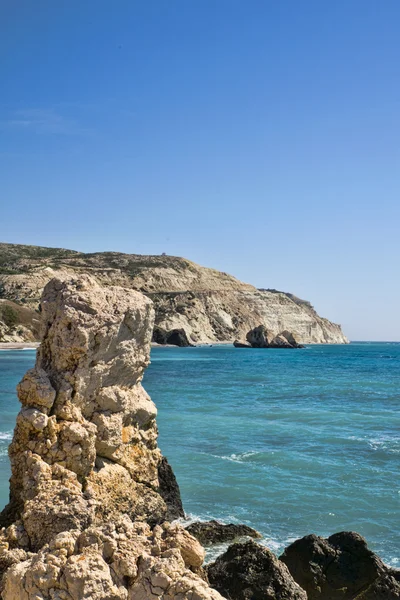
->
xmin=0 ymin=344 xmax=399 ymax=567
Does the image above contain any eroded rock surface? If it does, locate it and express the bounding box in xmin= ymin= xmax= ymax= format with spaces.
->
xmin=186 ymin=521 xmax=261 ymax=546
xmin=0 ymin=275 xmax=222 ymax=600
xmin=244 ymin=326 xmax=304 ymax=349
xmin=280 ymin=531 xmax=400 ymax=600
xmin=207 ymin=540 xmax=307 ymax=600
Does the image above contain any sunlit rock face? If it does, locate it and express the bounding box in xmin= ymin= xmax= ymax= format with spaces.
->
xmin=0 ymin=275 xmax=222 ymax=600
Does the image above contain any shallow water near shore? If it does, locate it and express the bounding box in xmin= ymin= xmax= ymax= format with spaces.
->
xmin=0 ymin=343 xmax=399 ymax=566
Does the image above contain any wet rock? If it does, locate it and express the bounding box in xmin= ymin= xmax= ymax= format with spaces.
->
xmin=207 ymin=540 xmax=307 ymax=599
xmin=186 ymin=520 xmax=261 ymax=545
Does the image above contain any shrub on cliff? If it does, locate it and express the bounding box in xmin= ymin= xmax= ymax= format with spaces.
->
xmin=0 ymin=305 xmax=18 ymax=328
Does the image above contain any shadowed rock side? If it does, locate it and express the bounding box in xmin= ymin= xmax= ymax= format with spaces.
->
xmin=0 ymin=276 xmax=222 ymax=600
xmin=153 ymin=326 xmax=193 ymax=347
xmin=0 ymin=242 xmax=348 ymax=345
xmin=280 ymin=532 xmax=400 ymax=600
xmin=158 ymin=456 xmax=185 ymax=522
xmin=186 ymin=521 xmax=262 ymax=546
xmin=207 ymin=540 xmax=307 ymax=600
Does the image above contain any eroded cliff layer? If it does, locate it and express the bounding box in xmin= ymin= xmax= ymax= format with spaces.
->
xmin=0 ymin=243 xmax=348 ymax=344
xmin=0 ymin=275 xmax=222 ymax=600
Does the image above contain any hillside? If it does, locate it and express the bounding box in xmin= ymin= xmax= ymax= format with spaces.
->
xmin=0 ymin=242 xmax=348 ymax=344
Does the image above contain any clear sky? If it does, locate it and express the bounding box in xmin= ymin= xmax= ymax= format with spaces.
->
xmin=1 ymin=1 xmax=400 ymax=340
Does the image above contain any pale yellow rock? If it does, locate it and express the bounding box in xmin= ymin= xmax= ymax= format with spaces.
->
xmin=0 ymin=275 xmax=225 ymax=600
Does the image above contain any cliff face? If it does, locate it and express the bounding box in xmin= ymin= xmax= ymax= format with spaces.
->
xmin=0 ymin=275 xmax=222 ymax=600
xmin=0 ymin=275 xmax=397 ymax=600
xmin=0 ymin=243 xmax=348 ymax=345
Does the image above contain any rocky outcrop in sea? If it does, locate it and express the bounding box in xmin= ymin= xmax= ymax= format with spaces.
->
xmin=0 ymin=276 xmax=221 ymax=599
xmin=234 ymin=325 xmax=305 ymax=348
xmin=0 ymin=275 xmax=396 ymax=600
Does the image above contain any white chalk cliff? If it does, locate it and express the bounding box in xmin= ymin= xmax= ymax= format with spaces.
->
xmin=0 ymin=243 xmax=348 ymax=345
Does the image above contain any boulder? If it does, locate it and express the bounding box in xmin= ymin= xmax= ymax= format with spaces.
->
xmin=270 ymin=331 xmax=304 ymax=348
xmin=280 ymin=330 xmax=303 ymax=347
xmin=269 ymin=333 xmax=294 ymax=348
xmin=207 ymin=540 xmax=307 ymax=599
xmin=246 ymin=325 xmax=275 ymax=348
xmin=280 ymin=531 xmax=398 ymax=600
xmin=233 ymin=340 xmax=251 ymax=348
xmin=186 ymin=520 xmax=262 ymax=545
xmin=245 ymin=326 xmax=304 ymax=348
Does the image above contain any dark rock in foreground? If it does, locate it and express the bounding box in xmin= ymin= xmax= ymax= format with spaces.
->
xmin=158 ymin=456 xmax=185 ymax=521
xmin=359 ymin=571 xmax=400 ymax=599
xmin=207 ymin=540 xmax=307 ymax=600
xmin=280 ymin=531 xmax=400 ymax=600
xmin=186 ymin=520 xmax=261 ymax=545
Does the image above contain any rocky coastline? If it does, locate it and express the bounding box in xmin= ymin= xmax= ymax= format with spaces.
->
xmin=0 ymin=277 xmax=396 ymax=599
xmin=0 ymin=242 xmax=348 ymax=346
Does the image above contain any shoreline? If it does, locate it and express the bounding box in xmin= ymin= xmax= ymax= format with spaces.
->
xmin=0 ymin=342 xmax=40 ymax=350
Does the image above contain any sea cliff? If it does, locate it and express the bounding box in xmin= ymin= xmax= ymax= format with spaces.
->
xmin=0 ymin=243 xmax=348 ymax=345
xmin=0 ymin=277 xmax=397 ymax=600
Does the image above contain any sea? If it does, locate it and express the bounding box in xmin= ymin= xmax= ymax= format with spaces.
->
xmin=0 ymin=343 xmax=399 ymax=567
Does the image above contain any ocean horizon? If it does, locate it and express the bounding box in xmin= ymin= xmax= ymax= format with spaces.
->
xmin=0 ymin=342 xmax=399 ymax=567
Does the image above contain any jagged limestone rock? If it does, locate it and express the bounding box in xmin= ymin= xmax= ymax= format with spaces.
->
xmin=0 ymin=275 xmax=222 ymax=600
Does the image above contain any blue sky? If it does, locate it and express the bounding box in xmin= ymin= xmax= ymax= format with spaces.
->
xmin=1 ymin=1 xmax=400 ymax=340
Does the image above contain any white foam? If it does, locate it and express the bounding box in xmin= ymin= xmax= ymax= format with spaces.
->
xmin=217 ymin=451 xmax=259 ymax=463
xmin=0 ymin=432 xmax=12 ymax=441
xmin=348 ymin=434 xmax=400 ymax=453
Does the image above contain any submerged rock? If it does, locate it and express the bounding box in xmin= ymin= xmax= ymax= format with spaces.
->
xmin=207 ymin=540 xmax=307 ymax=600
xmin=0 ymin=275 xmax=223 ymax=600
xmin=186 ymin=520 xmax=262 ymax=545
xmin=280 ymin=531 xmax=400 ymax=600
